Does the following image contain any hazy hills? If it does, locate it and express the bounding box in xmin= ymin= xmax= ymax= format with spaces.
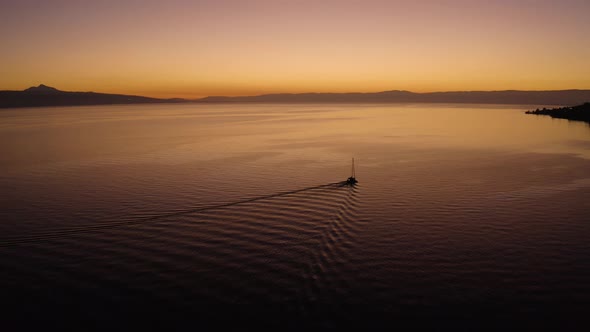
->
xmin=0 ymin=84 xmax=183 ymax=108
xmin=2 ymin=85 xmax=590 ymax=108
xmin=198 ymin=90 xmax=590 ymax=105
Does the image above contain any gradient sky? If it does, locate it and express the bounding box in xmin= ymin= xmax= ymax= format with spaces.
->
xmin=1 ymin=0 xmax=589 ymax=98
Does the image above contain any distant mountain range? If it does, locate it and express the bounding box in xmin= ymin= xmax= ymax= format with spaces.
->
xmin=2 ymin=85 xmax=590 ymax=108
xmin=0 ymin=84 xmax=184 ymax=108
xmin=198 ymin=90 xmax=590 ymax=105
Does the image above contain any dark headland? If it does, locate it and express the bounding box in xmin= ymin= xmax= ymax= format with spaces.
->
xmin=0 ymin=84 xmax=185 ymax=108
xmin=526 ymin=102 xmax=590 ymax=123
xmin=2 ymin=85 xmax=590 ymax=108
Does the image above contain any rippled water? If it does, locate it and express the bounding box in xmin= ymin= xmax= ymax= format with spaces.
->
xmin=1 ymin=104 xmax=589 ymax=329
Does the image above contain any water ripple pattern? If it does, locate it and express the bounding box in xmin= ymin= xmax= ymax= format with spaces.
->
xmin=1 ymin=180 xmax=361 ymax=325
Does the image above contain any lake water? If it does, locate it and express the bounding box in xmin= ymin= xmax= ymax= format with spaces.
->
xmin=1 ymin=103 xmax=589 ymax=329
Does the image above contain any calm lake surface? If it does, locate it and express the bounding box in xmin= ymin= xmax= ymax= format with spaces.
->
xmin=1 ymin=103 xmax=589 ymax=329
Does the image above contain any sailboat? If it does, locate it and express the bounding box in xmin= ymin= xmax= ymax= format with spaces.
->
xmin=346 ymin=158 xmax=358 ymax=185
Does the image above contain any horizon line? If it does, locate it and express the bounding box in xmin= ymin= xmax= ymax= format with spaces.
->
xmin=5 ymin=84 xmax=590 ymax=100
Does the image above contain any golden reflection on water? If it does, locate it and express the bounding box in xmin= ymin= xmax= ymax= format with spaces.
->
xmin=0 ymin=103 xmax=589 ymax=175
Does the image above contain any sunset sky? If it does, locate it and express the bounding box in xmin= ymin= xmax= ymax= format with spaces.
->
xmin=1 ymin=0 xmax=589 ymax=98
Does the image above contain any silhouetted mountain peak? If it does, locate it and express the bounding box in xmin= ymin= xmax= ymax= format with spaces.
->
xmin=24 ymin=84 xmax=61 ymax=94
xmin=0 ymin=85 xmax=188 ymax=108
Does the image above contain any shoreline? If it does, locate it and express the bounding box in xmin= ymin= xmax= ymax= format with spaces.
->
xmin=525 ymin=102 xmax=590 ymax=123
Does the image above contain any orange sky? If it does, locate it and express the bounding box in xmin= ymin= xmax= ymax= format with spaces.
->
xmin=1 ymin=0 xmax=589 ymax=98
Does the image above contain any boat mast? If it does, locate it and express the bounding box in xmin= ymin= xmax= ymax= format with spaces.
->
xmin=352 ymin=158 xmax=355 ymax=178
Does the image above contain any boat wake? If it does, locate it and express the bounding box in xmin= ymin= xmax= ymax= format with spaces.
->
xmin=2 ymin=179 xmax=362 ymax=327
xmin=0 ymin=181 xmax=355 ymax=247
